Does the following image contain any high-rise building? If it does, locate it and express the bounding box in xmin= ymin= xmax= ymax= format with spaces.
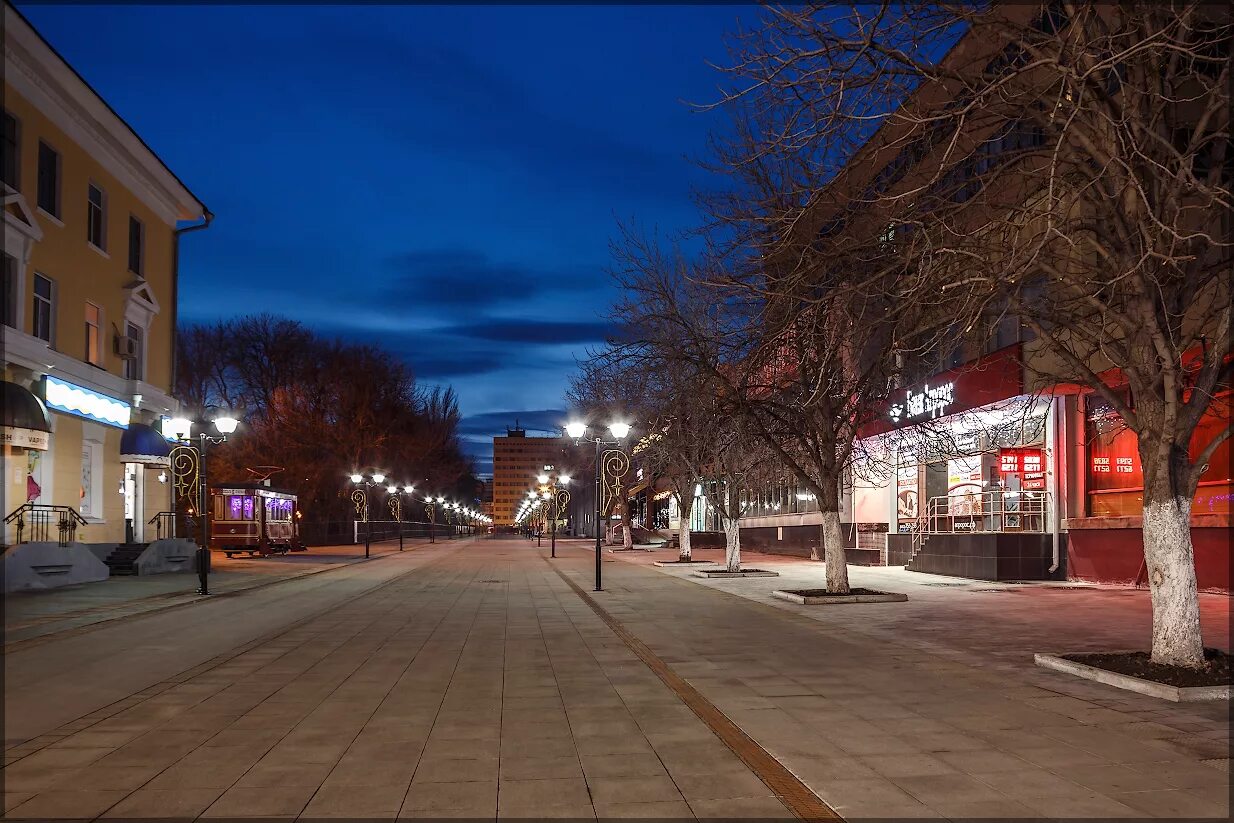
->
xmin=491 ymin=425 xmax=566 ymax=525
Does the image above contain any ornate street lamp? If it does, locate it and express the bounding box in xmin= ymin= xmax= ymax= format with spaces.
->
xmin=565 ymin=420 xmax=631 ymax=592
xmin=386 ymin=484 xmax=414 ymax=551
xmin=350 ymin=471 xmax=387 ymax=559
xmin=536 ymin=470 xmax=571 ymax=559
xmin=166 ymin=412 xmax=240 ymax=596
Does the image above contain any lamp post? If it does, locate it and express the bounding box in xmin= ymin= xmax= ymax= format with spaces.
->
xmin=387 ymin=484 xmax=413 ymax=551
xmin=536 ymin=470 xmax=571 ymax=559
xmin=166 ymin=413 xmax=239 ymax=596
xmin=349 ymin=471 xmax=386 ymax=559
xmin=565 ymin=421 xmax=630 ymax=592
xmin=424 ymin=496 xmax=439 ymax=547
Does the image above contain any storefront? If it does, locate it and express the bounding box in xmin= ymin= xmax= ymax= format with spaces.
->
xmin=1065 ymin=384 xmax=1231 ymax=592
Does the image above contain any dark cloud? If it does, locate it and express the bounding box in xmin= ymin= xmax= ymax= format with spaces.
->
xmin=459 ymin=409 xmax=568 ymax=438
xmin=449 ymin=320 xmax=614 ymax=345
xmin=382 ymin=249 xmax=609 ymax=309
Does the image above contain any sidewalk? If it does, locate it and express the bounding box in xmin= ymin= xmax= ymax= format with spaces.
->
xmin=3 ymin=538 xmax=1227 ymax=819
xmin=3 ymin=537 xmax=450 ymax=647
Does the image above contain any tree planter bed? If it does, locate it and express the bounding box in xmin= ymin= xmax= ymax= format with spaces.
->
xmin=652 ymin=559 xmax=718 ymax=567
xmin=773 ymin=588 xmax=908 ymax=605
xmin=1035 ymin=649 xmax=1231 ymax=702
xmin=692 ymin=568 xmax=779 ymax=578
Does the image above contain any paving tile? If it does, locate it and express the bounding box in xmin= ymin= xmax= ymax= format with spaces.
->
xmin=100 ymin=787 xmax=224 ymax=818
xmin=6 ymin=789 xmax=127 ymax=819
xmin=593 ymin=799 xmax=696 ymax=818
xmin=301 ymin=782 xmax=406 ymax=817
xmin=688 ymin=795 xmax=793 ymax=819
xmin=499 ymin=755 xmax=584 ymax=780
xmin=234 ymin=760 xmax=336 ymax=788
xmin=201 ymin=785 xmax=315 ymax=817
xmin=498 ymin=802 xmax=595 ymax=819
xmin=587 ymin=774 xmax=683 ymax=804
xmin=402 ymin=779 xmax=497 ymax=812
xmin=412 ymin=756 xmax=498 ymax=783
xmin=670 ymin=768 xmax=771 ymax=800
xmin=1111 ymin=788 xmax=1231 ymax=818
xmin=498 ymin=776 xmax=591 ymax=808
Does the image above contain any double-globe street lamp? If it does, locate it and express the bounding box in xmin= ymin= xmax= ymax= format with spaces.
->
xmin=537 ymin=470 xmax=571 ymax=559
xmin=349 ymin=471 xmax=389 ymax=559
xmin=166 ymin=412 xmax=240 ymax=596
xmin=385 ymin=483 xmax=415 ymax=551
xmin=564 ymin=420 xmax=631 ymax=592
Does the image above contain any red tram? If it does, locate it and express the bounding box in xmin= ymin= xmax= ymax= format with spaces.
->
xmin=208 ymin=484 xmax=305 ymax=557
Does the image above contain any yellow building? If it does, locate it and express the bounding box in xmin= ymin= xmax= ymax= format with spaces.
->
xmin=2 ymin=1 xmax=210 ymax=550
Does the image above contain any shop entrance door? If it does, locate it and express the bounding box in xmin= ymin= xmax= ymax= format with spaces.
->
xmin=123 ymin=463 xmax=144 ymax=543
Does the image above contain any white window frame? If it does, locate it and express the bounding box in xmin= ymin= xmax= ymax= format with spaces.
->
xmin=32 ymin=271 xmax=54 ymax=345
xmin=87 ymin=181 xmax=107 ymax=253
xmin=85 ymin=301 xmax=103 ymax=366
xmin=124 ymin=320 xmax=146 ymax=382
xmin=36 ymin=139 xmax=61 ymax=221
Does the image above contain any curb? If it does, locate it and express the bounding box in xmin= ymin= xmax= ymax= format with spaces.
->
xmin=693 ymin=569 xmax=780 ymax=578
xmin=1034 ymin=653 xmax=1231 ymax=702
xmin=773 ymin=589 xmax=909 ymax=605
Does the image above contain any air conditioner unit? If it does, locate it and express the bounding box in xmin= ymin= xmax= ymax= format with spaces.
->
xmin=114 ymin=334 xmax=139 ymax=360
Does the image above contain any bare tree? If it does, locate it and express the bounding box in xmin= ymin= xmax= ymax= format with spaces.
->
xmin=711 ymin=2 xmax=1231 ymax=666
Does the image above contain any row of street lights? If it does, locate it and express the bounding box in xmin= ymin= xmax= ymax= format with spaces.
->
xmin=349 ymin=472 xmax=490 ymax=558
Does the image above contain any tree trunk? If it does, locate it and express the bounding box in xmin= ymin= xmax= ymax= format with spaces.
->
xmin=723 ymin=518 xmax=742 ymax=573
xmin=677 ymin=494 xmax=694 ymax=561
xmin=819 ymin=475 xmax=851 ymax=594
xmin=722 ymin=484 xmax=741 ymax=572
xmin=1141 ymin=443 xmax=1205 ymax=668
xmin=621 ymin=499 xmax=634 ymax=550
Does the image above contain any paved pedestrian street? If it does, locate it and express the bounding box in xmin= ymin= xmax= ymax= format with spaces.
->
xmin=3 ymin=536 xmax=1229 ymax=820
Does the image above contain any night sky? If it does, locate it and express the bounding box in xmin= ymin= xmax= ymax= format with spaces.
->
xmin=21 ymin=3 xmax=752 ymax=475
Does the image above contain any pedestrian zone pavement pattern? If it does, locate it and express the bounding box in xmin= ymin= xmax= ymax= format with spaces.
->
xmin=1 ymin=537 xmax=1229 ymax=820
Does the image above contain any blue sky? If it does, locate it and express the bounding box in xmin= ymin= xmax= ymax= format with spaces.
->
xmin=22 ymin=3 xmax=752 ymax=475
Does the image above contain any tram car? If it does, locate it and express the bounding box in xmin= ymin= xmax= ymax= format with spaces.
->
xmin=208 ymin=484 xmax=306 ymax=557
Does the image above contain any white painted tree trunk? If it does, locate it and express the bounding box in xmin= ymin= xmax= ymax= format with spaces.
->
xmin=677 ymin=495 xmax=693 ymax=561
xmin=621 ymin=500 xmax=634 ymax=550
xmin=1142 ymin=485 xmax=1204 ymax=667
xmin=723 ymin=518 xmax=742 ymax=573
xmin=820 ymin=476 xmax=851 ymax=594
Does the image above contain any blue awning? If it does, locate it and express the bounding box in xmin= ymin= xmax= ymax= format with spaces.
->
xmin=120 ymin=422 xmax=171 ymax=466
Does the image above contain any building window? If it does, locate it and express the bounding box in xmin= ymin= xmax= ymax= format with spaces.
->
xmin=2 ymin=253 xmax=16 ymax=329
xmin=87 ymin=183 xmax=106 ymax=250
xmin=32 ymin=273 xmax=53 ymax=343
xmin=128 ymin=216 xmax=144 ymax=276
xmin=124 ymin=322 xmax=145 ymax=381
xmin=37 ymin=141 xmax=60 ymax=217
xmin=2 ymin=110 xmax=18 ymax=190
xmin=85 ymin=303 xmax=102 ymax=365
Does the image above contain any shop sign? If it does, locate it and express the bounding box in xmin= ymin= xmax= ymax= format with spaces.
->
xmin=999 ymin=448 xmax=1044 ymax=474
xmin=866 ymin=344 xmax=1025 ymax=436
xmin=1091 ymin=455 xmax=1136 ymax=474
xmin=0 ymin=427 xmax=49 ymax=450
xmin=889 ymin=382 xmax=955 ymax=423
xmin=42 ymin=375 xmax=130 ymax=428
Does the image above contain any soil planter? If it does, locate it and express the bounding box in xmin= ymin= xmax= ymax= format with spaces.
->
xmin=773 ymin=588 xmax=908 ymax=605
xmin=1035 ymin=649 xmax=1231 ymax=702
xmin=692 ymin=569 xmax=779 ymax=578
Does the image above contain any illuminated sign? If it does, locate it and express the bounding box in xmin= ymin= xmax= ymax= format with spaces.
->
xmin=999 ymin=448 xmax=1044 ymax=474
xmin=889 ymin=382 xmax=955 ymax=423
xmin=1092 ymin=456 xmax=1135 ymax=474
xmin=43 ymin=376 xmax=130 ymax=428
xmin=0 ymin=427 xmax=49 ymax=449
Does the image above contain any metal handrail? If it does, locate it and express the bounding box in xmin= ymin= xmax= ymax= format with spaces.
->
xmin=922 ymin=490 xmax=1051 ymax=534
xmin=4 ymin=503 xmax=88 ymax=546
xmin=148 ymin=511 xmax=193 ymax=540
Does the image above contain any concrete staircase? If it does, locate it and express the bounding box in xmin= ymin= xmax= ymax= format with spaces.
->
xmin=103 ymin=543 xmax=147 ymax=576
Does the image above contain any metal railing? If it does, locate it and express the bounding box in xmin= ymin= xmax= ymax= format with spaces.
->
xmin=351 ymin=520 xmax=475 ymax=544
xmin=922 ymin=490 xmax=1051 ymax=534
xmin=4 ymin=504 xmax=88 ymax=546
xmin=148 ymin=511 xmax=197 ymax=541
